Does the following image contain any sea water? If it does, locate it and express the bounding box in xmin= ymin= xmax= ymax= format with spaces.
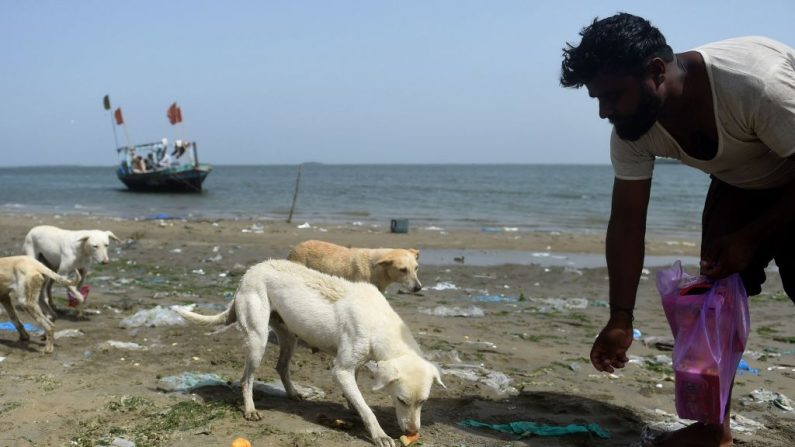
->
xmin=0 ymin=163 xmax=709 ymax=236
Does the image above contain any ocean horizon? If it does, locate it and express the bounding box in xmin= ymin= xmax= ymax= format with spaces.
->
xmin=0 ymin=163 xmax=710 ymax=236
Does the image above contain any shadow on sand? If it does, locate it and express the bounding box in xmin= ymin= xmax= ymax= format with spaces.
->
xmin=188 ymin=385 xmax=647 ymax=446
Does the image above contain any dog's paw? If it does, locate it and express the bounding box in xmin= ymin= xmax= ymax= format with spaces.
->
xmin=287 ymin=392 xmax=305 ymax=401
xmin=244 ymin=410 xmax=262 ymax=421
xmin=373 ymin=436 xmax=397 ymax=447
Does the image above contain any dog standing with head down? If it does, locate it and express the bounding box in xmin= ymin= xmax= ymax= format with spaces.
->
xmin=0 ymin=256 xmax=83 ymax=353
xmin=23 ymin=225 xmax=119 ymax=317
xmin=288 ymin=240 xmax=422 ymax=293
xmin=175 ymin=259 xmax=443 ymax=447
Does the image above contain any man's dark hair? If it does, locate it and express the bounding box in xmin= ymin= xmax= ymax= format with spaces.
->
xmin=560 ymin=13 xmax=673 ymax=88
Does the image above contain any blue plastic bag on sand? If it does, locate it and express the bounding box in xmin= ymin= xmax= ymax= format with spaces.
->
xmin=459 ymin=419 xmax=611 ymax=439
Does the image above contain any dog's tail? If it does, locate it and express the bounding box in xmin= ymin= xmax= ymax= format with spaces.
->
xmin=174 ymin=304 xmax=237 ymax=326
xmin=38 ymin=266 xmax=79 ymax=288
xmin=36 ymin=263 xmax=84 ymax=303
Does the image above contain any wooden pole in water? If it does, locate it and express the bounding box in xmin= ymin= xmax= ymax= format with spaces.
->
xmin=287 ymin=164 xmax=303 ymax=224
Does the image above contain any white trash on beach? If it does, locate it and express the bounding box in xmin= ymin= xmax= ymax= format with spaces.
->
xmin=157 ymin=372 xmax=227 ymax=392
xmin=157 ymin=372 xmax=326 ymax=400
xmin=418 ymin=305 xmax=485 ymax=317
xmin=99 ymin=340 xmax=147 ymax=351
xmin=107 ymin=437 xmax=136 ymax=447
xmin=54 ymin=328 xmax=85 ymax=339
xmin=742 ymin=388 xmax=795 ymax=411
xmin=441 ymin=364 xmax=518 ymax=396
xmin=119 ymin=304 xmax=193 ymax=328
xmin=297 ymin=222 xmax=311 ymax=229
xmin=632 ymin=408 xmax=766 ymax=446
xmin=429 ymin=281 xmax=458 ymax=291
xmin=425 ymin=349 xmax=463 ymax=365
xmin=527 ymin=297 xmax=589 ymax=313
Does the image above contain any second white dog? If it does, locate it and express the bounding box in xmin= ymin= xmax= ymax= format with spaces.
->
xmin=176 ymin=259 xmax=443 ymax=447
xmin=23 ymin=225 xmax=119 ymax=316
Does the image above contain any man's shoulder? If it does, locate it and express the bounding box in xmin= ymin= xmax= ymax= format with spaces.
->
xmin=694 ymin=36 xmax=792 ymax=54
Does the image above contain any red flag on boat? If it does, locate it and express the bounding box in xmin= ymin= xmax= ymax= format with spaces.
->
xmin=167 ymin=102 xmax=183 ymax=125
xmin=114 ymin=107 xmax=124 ymax=125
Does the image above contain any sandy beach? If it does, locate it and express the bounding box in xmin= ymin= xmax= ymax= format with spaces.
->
xmin=1 ymin=213 xmax=793 ymax=446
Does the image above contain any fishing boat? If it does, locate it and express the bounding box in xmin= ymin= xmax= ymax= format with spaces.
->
xmin=104 ymin=96 xmax=212 ymax=192
xmin=116 ymin=140 xmax=212 ymax=192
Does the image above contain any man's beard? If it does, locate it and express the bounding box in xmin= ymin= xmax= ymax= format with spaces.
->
xmin=613 ymin=86 xmax=661 ymax=141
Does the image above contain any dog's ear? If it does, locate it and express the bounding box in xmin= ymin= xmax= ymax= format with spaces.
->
xmin=78 ymin=235 xmax=90 ymax=244
xmin=409 ymin=249 xmax=419 ymax=260
xmin=372 ymin=359 xmax=401 ymax=391
xmin=429 ymin=361 xmax=446 ymax=389
xmin=106 ymin=231 xmax=121 ymax=242
xmin=376 ymin=258 xmax=394 ymax=267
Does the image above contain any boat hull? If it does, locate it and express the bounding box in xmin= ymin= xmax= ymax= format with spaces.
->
xmin=117 ymin=165 xmax=212 ymax=192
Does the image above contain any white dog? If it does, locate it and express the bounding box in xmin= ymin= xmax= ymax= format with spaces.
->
xmin=23 ymin=225 xmax=119 ymax=317
xmin=176 ymin=259 xmax=443 ymax=447
xmin=0 ymin=256 xmax=83 ymax=353
xmin=288 ymin=240 xmax=422 ymax=293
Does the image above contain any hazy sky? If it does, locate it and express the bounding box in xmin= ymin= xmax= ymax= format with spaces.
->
xmin=2 ymin=1 xmax=793 ymax=166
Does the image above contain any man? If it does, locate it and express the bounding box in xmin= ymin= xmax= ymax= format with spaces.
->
xmin=560 ymin=12 xmax=795 ymax=447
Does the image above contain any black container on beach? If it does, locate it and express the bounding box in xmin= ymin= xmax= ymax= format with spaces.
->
xmin=390 ymin=218 xmax=409 ymax=233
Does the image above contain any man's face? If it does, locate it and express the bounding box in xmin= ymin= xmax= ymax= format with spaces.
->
xmin=586 ymin=71 xmax=661 ymax=141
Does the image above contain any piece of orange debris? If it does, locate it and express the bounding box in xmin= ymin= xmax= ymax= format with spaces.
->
xmin=399 ymin=433 xmax=421 ymax=446
xmin=231 ymin=437 xmax=252 ymax=447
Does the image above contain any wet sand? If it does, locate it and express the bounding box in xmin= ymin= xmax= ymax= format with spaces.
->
xmin=0 ymin=213 xmax=793 ymax=446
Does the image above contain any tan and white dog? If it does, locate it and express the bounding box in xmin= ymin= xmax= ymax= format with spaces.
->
xmin=287 ymin=240 xmax=422 ymax=293
xmin=175 ymin=259 xmax=443 ymax=447
xmin=0 ymin=256 xmax=83 ymax=353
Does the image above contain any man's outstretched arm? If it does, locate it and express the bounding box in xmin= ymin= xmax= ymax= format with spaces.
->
xmin=591 ymin=177 xmax=651 ymax=372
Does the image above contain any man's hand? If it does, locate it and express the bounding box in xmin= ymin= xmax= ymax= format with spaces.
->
xmin=700 ymin=230 xmax=759 ymax=279
xmin=590 ymin=316 xmax=633 ymax=373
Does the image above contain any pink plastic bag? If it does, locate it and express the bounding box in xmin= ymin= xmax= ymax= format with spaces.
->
xmin=657 ymin=261 xmax=749 ymax=424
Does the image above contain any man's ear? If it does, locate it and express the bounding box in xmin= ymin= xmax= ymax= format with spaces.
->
xmin=409 ymin=249 xmax=419 ymax=260
xmin=106 ymin=231 xmax=120 ymax=242
xmin=647 ymin=57 xmax=667 ymax=87
xmin=372 ymin=359 xmax=401 ymax=391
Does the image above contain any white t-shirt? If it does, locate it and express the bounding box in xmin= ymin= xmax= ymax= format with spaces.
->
xmin=611 ymin=36 xmax=795 ymax=189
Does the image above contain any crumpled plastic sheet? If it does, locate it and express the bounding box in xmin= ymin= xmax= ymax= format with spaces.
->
xmin=418 ymin=305 xmax=485 ymax=317
xmin=742 ymin=388 xmax=794 ymax=411
xmin=441 ymin=364 xmax=518 ymax=396
xmin=527 ymin=297 xmax=588 ymax=313
xmin=119 ymin=304 xmax=194 ymax=328
xmin=157 ymin=372 xmax=325 ymax=400
xmin=429 ymin=282 xmax=457 ymax=291
xmin=631 ymin=408 xmax=767 ymax=446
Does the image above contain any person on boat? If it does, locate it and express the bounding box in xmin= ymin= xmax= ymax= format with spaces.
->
xmin=132 ymin=155 xmax=148 ymax=174
xmin=560 ymin=12 xmax=795 ymax=447
xmin=173 ymin=140 xmax=187 ymax=159
xmin=158 ymin=150 xmax=173 ymax=168
xmin=145 ymin=153 xmax=156 ymax=171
